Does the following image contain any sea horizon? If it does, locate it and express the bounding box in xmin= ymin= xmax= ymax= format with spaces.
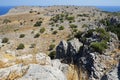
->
xmin=0 ymin=6 xmax=120 ymax=16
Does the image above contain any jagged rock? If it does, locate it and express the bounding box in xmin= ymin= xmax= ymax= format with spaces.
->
xmin=18 ymin=64 xmax=67 ymax=80
xmin=56 ymin=38 xmax=82 ymax=63
xmin=101 ymin=62 xmax=120 ymax=80
xmin=56 ymin=40 xmax=68 ymax=59
xmin=56 ymin=36 xmax=118 ymax=80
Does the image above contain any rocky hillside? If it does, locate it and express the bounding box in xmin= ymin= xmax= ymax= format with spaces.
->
xmin=0 ymin=6 xmax=120 ymax=80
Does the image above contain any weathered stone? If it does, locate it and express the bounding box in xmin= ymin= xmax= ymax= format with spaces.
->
xmin=36 ymin=53 xmax=51 ymax=65
xmin=18 ymin=64 xmax=67 ymax=80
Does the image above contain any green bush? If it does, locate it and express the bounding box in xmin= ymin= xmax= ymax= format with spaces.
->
xmin=34 ymin=21 xmax=42 ymax=27
xmin=34 ymin=33 xmax=40 ymax=38
xmin=52 ymin=30 xmax=58 ymax=35
xmin=59 ymin=26 xmax=64 ymax=30
xmin=49 ymin=44 xmax=55 ymax=51
xmin=40 ymin=27 xmax=45 ymax=33
xmin=66 ymin=16 xmax=75 ymax=21
xmin=17 ymin=43 xmax=25 ymax=50
xmin=90 ymin=41 xmax=107 ymax=54
xmin=2 ymin=37 xmax=9 ymax=43
xmin=70 ymin=24 xmax=77 ymax=28
xmin=48 ymin=51 xmax=56 ymax=59
xmin=19 ymin=34 xmax=25 ymax=38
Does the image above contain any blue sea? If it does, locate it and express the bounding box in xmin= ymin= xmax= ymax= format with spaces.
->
xmin=96 ymin=6 xmax=120 ymax=12
xmin=0 ymin=6 xmax=14 ymax=16
xmin=0 ymin=6 xmax=120 ymax=16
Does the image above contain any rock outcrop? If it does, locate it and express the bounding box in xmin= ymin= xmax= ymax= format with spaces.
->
xmin=56 ymin=38 xmax=82 ymax=63
xmin=0 ymin=64 xmax=67 ymax=80
xmin=0 ymin=53 xmax=67 ymax=80
xmin=56 ymin=29 xmax=119 ymax=80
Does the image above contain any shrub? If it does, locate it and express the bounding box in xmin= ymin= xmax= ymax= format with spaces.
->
xmin=66 ymin=16 xmax=75 ymax=21
xmin=17 ymin=43 xmax=25 ymax=50
xmin=85 ymin=29 xmax=95 ymax=38
xmin=90 ymin=41 xmax=107 ymax=54
xmin=29 ymin=43 xmax=36 ymax=48
xmin=40 ymin=27 xmax=45 ymax=33
xmin=19 ymin=34 xmax=25 ymax=38
xmin=3 ymin=19 xmax=11 ymax=24
xmin=34 ymin=21 xmax=42 ymax=27
xmin=49 ymin=44 xmax=55 ymax=51
xmin=82 ymin=24 xmax=88 ymax=28
xmin=52 ymin=30 xmax=58 ymax=35
xmin=34 ymin=33 xmax=40 ymax=38
xmin=70 ymin=24 xmax=77 ymax=28
xmin=74 ymin=31 xmax=83 ymax=39
xmin=2 ymin=37 xmax=9 ymax=43
xmin=59 ymin=26 xmax=64 ymax=30
xmin=48 ymin=51 xmax=56 ymax=59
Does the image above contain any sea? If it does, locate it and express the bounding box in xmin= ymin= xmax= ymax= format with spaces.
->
xmin=0 ymin=6 xmax=120 ymax=16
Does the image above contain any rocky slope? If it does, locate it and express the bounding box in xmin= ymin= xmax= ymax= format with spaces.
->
xmin=0 ymin=6 xmax=120 ymax=80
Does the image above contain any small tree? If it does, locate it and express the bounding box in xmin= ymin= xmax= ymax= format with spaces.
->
xmin=17 ymin=43 xmax=25 ymax=50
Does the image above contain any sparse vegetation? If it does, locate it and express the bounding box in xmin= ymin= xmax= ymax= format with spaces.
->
xmin=52 ymin=30 xmax=58 ymax=35
xmin=34 ymin=21 xmax=42 ymax=27
xmin=48 ymin=51 xmax=56 ymax=59
xmin=49 ymin=44 xmax=55 ymax=51
xmin=17 ymin=43 xmax=25 ymax=50
xmin=3 ymin=19 xmax=11 ymax=24
xmin=70 ymin=24 xmax=77 ymax=28
xmin=30 ymin=43 xmax=36 ymax=48
xmin=2 ymin=37 xmax=9 ymax=43
xmin=59 ymin=26 xmax=64 ymax=30
xmin=40 ymin=27 xmax=45 ymax=33
xmin=19 ymin=34 xmax=25 ymax=38
xmin=34 ymin=33 xmax=40 ymax=38
xmin=82 ymin=24 xmax=88 ymax=28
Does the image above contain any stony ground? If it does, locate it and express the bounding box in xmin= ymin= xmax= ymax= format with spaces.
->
xmin=0 ymin=6 xmax=119 ymax=80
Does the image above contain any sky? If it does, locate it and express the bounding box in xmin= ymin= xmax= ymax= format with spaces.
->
xmin=0 ymin=0 xmax=120 ymax=6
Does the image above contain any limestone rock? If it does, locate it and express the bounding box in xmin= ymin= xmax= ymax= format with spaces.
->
xmin=101 ymin=62 xmax=120 ymax=80
xmin=36 ymin=53 xmax=51 ymax=65
xmin=18 ymin=64 xmax=67 ymax=80
xmin=0 ymin=64 xmax=28 ymax=80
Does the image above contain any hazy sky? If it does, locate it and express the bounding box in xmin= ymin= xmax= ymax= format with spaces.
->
xmin=0 ymin=0 xmax=120 ymax=6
